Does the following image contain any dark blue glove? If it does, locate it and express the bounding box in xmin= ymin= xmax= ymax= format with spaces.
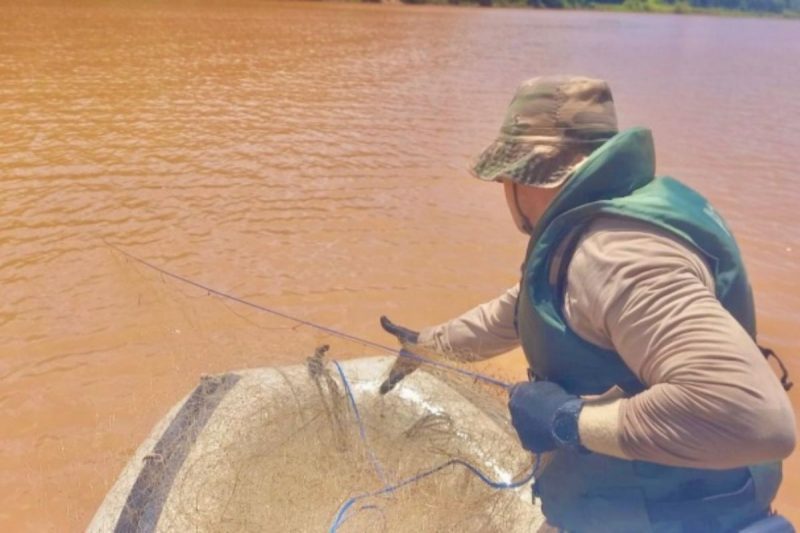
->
xmin=379 ymin=316 xmax=422 ymax=395
xmin=508 ymin=380 xmax=585 ymax=454
xmin=380 ymin=316 xmax=419 ymax=345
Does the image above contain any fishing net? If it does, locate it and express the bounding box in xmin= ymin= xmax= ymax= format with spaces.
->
xmin=91 ymin=249 xmax=545 ymax=532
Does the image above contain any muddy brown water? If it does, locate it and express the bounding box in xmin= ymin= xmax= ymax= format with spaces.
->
xmin=1 ymin=1 xmax=798 ymax=529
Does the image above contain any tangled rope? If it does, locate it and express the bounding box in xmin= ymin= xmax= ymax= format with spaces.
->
xmin=107 ymin=243 xmax=538 ymax=531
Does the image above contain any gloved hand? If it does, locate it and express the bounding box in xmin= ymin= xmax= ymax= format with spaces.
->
xmin=379 ymin=316 xmax=421 ymax=395
xmin=508 ymin=380 xmax=585 ymax=454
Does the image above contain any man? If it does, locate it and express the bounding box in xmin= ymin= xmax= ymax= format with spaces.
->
xmin=379 ymin=76 xmax=796 ymax=532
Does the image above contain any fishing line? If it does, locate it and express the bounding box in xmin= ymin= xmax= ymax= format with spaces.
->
xmin=107 ymin=242 xmax=513 ymax=390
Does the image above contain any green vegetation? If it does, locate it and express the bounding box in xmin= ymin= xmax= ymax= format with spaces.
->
xmin=414 ymin=0 xmax=800 ymax=16
xmin=608 ymin=0 xmax=800 ymax=15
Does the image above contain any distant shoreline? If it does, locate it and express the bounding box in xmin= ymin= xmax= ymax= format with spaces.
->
xmin=360 ymin=0 xmax=800 ymax=19
xmin=590 ymin=1 xmax=800 ymax=17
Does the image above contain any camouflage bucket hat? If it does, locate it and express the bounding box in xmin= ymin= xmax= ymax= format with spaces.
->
xmin=471 ymin=76 xmax=619 ymax=187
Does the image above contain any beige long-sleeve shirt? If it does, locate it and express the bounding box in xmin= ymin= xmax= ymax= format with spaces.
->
xmin=418 ymin=217 xmax=796 ymax=468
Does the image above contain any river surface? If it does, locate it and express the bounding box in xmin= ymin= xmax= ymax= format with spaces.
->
xmin=1 ymin=0 xmax=799 ymax=529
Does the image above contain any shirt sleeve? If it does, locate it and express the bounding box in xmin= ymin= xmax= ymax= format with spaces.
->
xmin=565 ymin=217 xmax=796 ymax=469
xmin=417 ymin=285 xmax=521 ymax=361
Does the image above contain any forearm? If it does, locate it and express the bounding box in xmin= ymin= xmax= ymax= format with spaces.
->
xmin=419 ymin=285 xmax=520 ymax=361
xmin=578 ymin=398 xmax=629 ymax=460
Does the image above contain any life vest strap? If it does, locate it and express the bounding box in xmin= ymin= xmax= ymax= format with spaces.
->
xmin=759 ymin=345 xmax=794 ymax=391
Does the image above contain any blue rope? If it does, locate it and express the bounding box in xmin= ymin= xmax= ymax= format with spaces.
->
xmin=332 ymin=360 xmax=388 ymax=485
xmin=330 ymin=457 xmax=539 ymax=532
xmin=109 ymin=243 xmax=513 ymax=390
xmin=329 ymin=360 xmax=540 ymax=533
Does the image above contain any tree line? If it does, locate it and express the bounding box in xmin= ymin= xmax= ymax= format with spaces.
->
xmin=420 ymin=0 xmax=800 ymax=14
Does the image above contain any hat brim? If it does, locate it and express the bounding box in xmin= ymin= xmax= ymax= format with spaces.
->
xmin=472 ymin=135 xmax=602 ymax=188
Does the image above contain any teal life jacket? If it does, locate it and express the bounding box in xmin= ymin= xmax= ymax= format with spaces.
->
xmin=516 ymin=127 xmax=782 ymax=532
